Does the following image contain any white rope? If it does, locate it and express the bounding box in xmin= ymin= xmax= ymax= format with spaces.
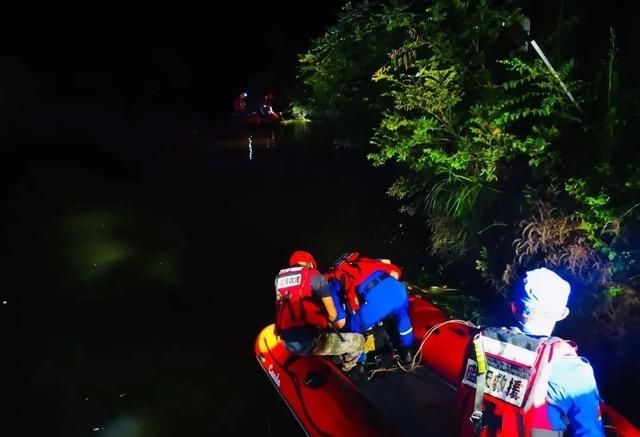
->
xmin=367 ymin=319 xmax=477 ymax=380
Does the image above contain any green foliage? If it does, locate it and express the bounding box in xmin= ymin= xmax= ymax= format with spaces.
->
xmin=606 ymin=285 xmax=623 ymax=298
xmin=301 ymin=0 xmax=640 ymax=336
xmin=368 ymin=4 xmax=578 ymax=257
xmin=289 ymin=102 xmax=311 ymax=121
xmin=371 ymin=57 xmax=577 ymax=182
xmin=564 ymin=178 xmax=616 ymax=247
xmin=406 ymin=280 xmax=484 ymax=323
xmin=563 ymin=176 xmax=640 ymax=283
xmin=298 ymin=0 xmax=414 ymax=130
xmin=594 ymin=28 xmax=623 ymax=164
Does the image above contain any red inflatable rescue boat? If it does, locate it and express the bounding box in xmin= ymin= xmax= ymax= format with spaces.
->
xmin=255 ymin=294 xmax=639 ymax=436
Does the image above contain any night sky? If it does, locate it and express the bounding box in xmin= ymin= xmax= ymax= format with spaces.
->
xmin=0 ymin=1 xmax=345 ymax=114
xmin=1 ymin=0 xmax=638 ymax=115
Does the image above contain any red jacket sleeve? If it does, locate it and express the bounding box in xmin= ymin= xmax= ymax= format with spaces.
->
xmin=359 ymin=257 xmax=402 ymax=279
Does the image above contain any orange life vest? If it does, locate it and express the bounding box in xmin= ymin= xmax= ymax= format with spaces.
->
xmin=274 ymin=266 xmax=330 ymax=335
xmin=456 ymin=327 xmax=579 ymax=437
xmin=328 ymin=252 xmax=402 ymax=312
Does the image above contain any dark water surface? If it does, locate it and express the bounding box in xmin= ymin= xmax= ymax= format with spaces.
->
xmin=3 ymin=111 xmax=637 ymax=436
xmin=2 ymin=113 xmax=427 ymax=436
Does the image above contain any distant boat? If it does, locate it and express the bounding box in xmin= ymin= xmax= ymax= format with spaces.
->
xmin=230 ymin=111 xmax=281 ymax=126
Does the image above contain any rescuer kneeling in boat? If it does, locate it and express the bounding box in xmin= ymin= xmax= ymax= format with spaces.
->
xmin=456 ymin=268 xmax=605 ymax=436
xmin=274 ymin=250 xmax=365 ymax=371
xmin=327 ymin=252 xmax=415 ymax=367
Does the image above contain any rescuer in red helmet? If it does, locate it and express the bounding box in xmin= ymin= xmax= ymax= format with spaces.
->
xmin=274 ymin=250 xmax=364 ymax=371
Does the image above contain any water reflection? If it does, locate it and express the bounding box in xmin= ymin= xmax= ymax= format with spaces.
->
xmin=213 ymin=120 xmax=314 ymax=152
xmin=5 ymin=119 xmax=416 ymax=436
xmin=267 ymin=130 xmax=275 ymax=148
xmin=57 ymin=209 xmax=185 ymax=298
xmin=102 ymin=417 xmax=141 ymax=437
xmin=285 ymin=119 xmax=310 ymax=139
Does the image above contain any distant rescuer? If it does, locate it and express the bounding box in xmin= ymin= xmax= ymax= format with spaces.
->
xmin=233 ymin=91 xmax=248 ymax=114
xmin=274 ymin=250 xmax=365 ymax=371
xmin=456 ymin=267 xmax=605 ymax=436
xmin=260 ymin=92 xmax=280 ymax=121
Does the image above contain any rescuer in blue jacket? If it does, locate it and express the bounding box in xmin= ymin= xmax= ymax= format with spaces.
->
xmin=326 ymin=253 xmax=415 ymax=366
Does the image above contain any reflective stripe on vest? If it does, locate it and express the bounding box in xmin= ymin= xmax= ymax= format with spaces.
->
xmin=458 ymin=327 xmax=575 ymax=437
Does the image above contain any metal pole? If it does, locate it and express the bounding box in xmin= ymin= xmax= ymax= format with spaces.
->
xmin=530 ymin=39 xmax=582 ymax=114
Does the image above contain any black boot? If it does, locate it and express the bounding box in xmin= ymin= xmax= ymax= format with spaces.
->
xmin=348 ymin=363 xmax=369 ymax=384
xmin=398 ymin=346 xmax=414 ymax=367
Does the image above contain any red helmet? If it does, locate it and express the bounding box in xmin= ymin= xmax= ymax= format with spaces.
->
xmin=289 ymin=250 xmax=317 ymax=269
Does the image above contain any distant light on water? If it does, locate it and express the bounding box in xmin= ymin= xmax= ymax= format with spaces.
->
xmin=248 ymin=136 xmax=253 ymax=160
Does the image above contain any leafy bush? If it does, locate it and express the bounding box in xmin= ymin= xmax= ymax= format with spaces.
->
xmin=299 ymin=0 xmax=640 ymax=337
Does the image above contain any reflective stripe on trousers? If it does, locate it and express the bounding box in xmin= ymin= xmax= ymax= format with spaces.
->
xmin=532 ymin=430 xmax=564 ymax=437
xmin=348 ymin=277 xmax=414 ymax=347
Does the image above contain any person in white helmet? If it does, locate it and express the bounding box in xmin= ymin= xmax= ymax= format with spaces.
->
xmin=456 ymin=268 xmax=605 ymax=436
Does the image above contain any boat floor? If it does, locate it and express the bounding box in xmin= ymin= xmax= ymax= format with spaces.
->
xmin=359 ymin=366 xmax=458 ymax=436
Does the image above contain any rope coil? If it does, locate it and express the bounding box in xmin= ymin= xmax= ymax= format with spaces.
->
xmin=368 ymin=319 xmax=477 ymax=380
